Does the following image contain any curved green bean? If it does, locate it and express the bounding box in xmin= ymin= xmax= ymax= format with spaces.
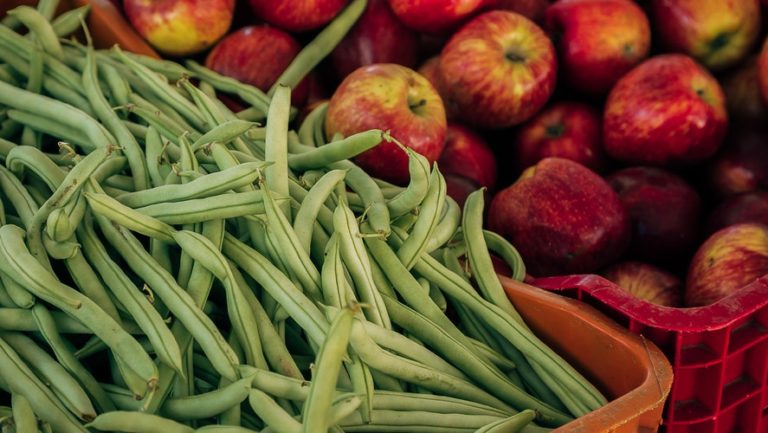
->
xmin=87 ymin=411 xmax=194 ymax=433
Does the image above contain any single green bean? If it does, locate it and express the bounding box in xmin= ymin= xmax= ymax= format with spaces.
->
xmin=50 ymin=5 xmax=91 ymax=37
xmin=7 ymin=6 xmax=63 ymax=59
xmin=475 ymin=410 xmax=536 ymax=433
xmin=185 ymin=61 xmax=269 ymax=117
xmin=288 ymin=129 xmax=384 ymax=171
xmin=248 ymin=388 xmax=301 ymax=433
xmin=397 ymin=165 xmax=446 ymax=269
xmin=191 ymin=119 xmax=256 ymax=151
xmin=387 ymin=148 xmax=431 ymax=218
xmin=426 ymin=197 xmax=461 ymax=252
xmin=264 ymin=85 xmax=292 ymax=218
xmin=133 ymin=191 xmax=269 ymax=225
xmin=298 ymin=101 xmax=328 ymax=147
xmin=11 ymin=393 xmax=37 ymax=433
xmin=87 ymin=412 xmax=195 ymax=433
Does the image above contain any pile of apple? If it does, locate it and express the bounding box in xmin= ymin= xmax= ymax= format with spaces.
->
xmin=122 ymin=0 xmax=768 ymax=309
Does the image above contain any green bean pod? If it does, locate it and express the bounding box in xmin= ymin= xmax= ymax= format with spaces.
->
xmin=293 ymin=169 xmax=347 ymax=254
xmin=50 ymin=5 xmax=91 ymax=37
xmin=288 ymin=129 xmax=384 ymax=171
xmin=474 ymin=410 xmax=537 ymax=433
xmin=87 ymin=411 xmax=195 ymax=433
xmin=397 ymin=165 xmax=446 ymax=270
xmin=7 ymin=6 xmax=63 ymax=59
xmin=11 ymin=393 xmax=37 ymax=433
xmin=298 ymin=101 xmax=328 ymax=147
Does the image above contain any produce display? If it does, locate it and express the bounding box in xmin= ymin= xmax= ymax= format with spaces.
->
xmin=0 ymin=1 xmax=615 ymax=433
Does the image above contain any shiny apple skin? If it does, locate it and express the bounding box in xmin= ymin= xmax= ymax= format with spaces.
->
xmin=248 ymin=0 xmax=348 ymax=32
xmin=602 ymin=261 xmax=682 ymax=307
xmin=439 ymin=124 xmax=497 ymax=190
xmin=387 ymin=0 xmax=485 ymax=34
xmin=708 ymin=124 xmax=768 ymax=197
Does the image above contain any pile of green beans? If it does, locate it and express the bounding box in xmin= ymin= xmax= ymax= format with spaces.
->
xmin=0 ymin=2 xmax=607 ymax=432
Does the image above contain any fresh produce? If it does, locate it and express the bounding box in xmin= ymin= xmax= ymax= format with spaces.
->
xmin=708 ymin=124 xmax=768 ymax=197
xmin=706 ymin=192 xmax=768 ymax=234
xmin=488 ymin=158 xmax=630 ymax=277
xmin=650 ymin=0 xmax=761 ymax=70
xmin=205 ymin=25 xmax=310 ymax=107
xmin=686 ymin=224 xmax=768 ymax=306
xmin=248 ymin=0 xmax=349 ymax=31
xmin=514 ymin=101 xmax=604 ymax=172
xmin=330 ymin=0 xmax=420 ymax=81
xmin=0 ymin=4 xmax=609 ymax=432
xmin=601 ymin=261 xmax=682 ymax=307
xmin=544 ymin=0 xmax=651 ymax=95
xmin=603 ymin=54 xmax=728 ymax=166
xmin=123 ymin=0 xmax=235 ymax=56
xmin=387 ymin=0 xmax=484 ymax=34
xmin=439 ymin=123 xmax=497 ymax=191
xmin=483 ymin=0 xmax=552 ymax=23
xmin=417 ymin=54 xmax=458 ymax=119
xmin=324 ymin=63 xmax=447 ymax=185
xmin=606 ymin=166 xmax=701 ymax=264
xmin=721 ymin=56 xmax=768 ymax=122
xmin=438 ymin=10 xmax=557 ymax=128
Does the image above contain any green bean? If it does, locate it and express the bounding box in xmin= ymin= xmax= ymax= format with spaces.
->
xmin=0 ymin=306 xmax=104 ymax=332
xmin=298 ymin=102 xmax=328 ymax=147
xmin=269 ymin=0 xmax=366 ymax=96
xmin=132 ymin=191 xmax=268 ymax=224
xmin=90 ymin=207 xmax=239 ymax=382
xmin=78 ymin=217 xmax=183 ymax=374
xmin=196 ymin=427 xmax=259 ymax=433
xmin=6 ymin=110 xmax=96 ymax=150
xmin=144 ymin=125 xmax=171 ymax=187
xmin=114 ymin=46 xmax=207 ymax=131
xmin=1 ymin=332 xmax=96 ymax=421
xmin=30 ymin=305 xmax=116 ymax=413
xmin=293 ymin=169 xmax=346 ymax=253
xmin=50 ymin=5 xmax=91 ymax=37
xmin=7 ymin=6 xmax=63 ymax=59
xmin=87 ymin=412 xmax=195 ymax=433
xmin=320 ymin=234 xmax=354 ymax=308
xmin=474 ymin=410 xmax=536 ymax=433
xmin=0 ymin=165 xmax=38 ymax=228
xmin=84 ymin=46 xmax=150 ymax=191
xmin=300 ymin=307 xmax=355 ymax=433
xmin=333 ymin=160 xmax=390 ymax=237
xmin=11 ymin=393 xmax=37 ymax=433
xmin=426 ymin=197 xmax=461 ymax=252
xmin=85 ymin=192 xmax=176 ymax=241
xmin=0 ymin=280 xmax=16 ymax=309
xmin=288 ymin=130 xmax=384 ymax=171
xmin=101 ymin=63 xmax=131 ymax=111
xmin=397 ymin=165 xmax=445 ymax=269
xmin=0 ymin=273 xmax=35 ymax=309
xmin=338 ymin=410 xmax=503 ymax=430
xmin=387 ymin=148 xmax=431 ymax=218
xmin=0 ymin=64 xmax=20 ymax=86
xmin=248 ymin=388 xmax=301 ymax=433
xmin=125 ymin=104 xmax=200 ymax=146
xmin=185 ymin=61 xmax=269 ymax=117
xmin=117 ymin=161 xmax=267 ymax=208
xmin=483 ymin=230 xmax=526 ymax=282
xmin=0 ymin=335 xmax=87 ymax=433
xmin=115 ymin=50 xmax=191 ymax=81
xmin=264 ymin=85 xmax=292 ymax=218
xmin=159 ymin=376 xmax=252 ymax=421
xmin=191 ymin=119 xmax=256 ymax=151
xmin=0 ymin=137 xmax=16 ymax=160
xmin=20 ymin=45 xmax=43 ymax=149
xmin=35 ymin=0 xmax=60 ymax=20
xmin=222 ymin=234 xmax=329 ymax=349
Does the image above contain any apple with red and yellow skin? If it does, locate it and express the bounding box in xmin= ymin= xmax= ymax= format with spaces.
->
xmin=483 ymin=0 xmax=553 ymax=23
xmin=417 ymin=56 xmax=460 ymax=121
xmin=607 ymin=166 xmax=701 ymax=263
xmin=706 ymin=192 xmax=768 ymax=235
xmin=439 ymin=124 xmax=497 ymax=191
xmin=205 ymin=26 xmax=309 ymax=107
xmin=722 ymin=56 xmax=768 ymax=122
xmin=325 ymin=64 xmax=447 ymax=185
xmin=708 ymin=124 xmax=768 ymax=197
xmin=758 ymin=38 xmax=768 ymax=106
xmin=603 ymin=54 xmax=728 ymax=166
xmin=544 ymin=0 xmax=651 ymax=95
xmin=514 ymin=101 xmax=603 ymax=172
xmin=248 ymin=0 xmax=348 ymax=32
xmin=387 ymin=0 xmax=485 ymax=34
xmin=123 ymin=0 xmax=235 ymax=57
xmin=438 ymin=10 xmax=557 ymax=129
xmin=686 ymin=223 xmax=768 ymax=307
xmin=330 ymin=0 xmax=420 ymax=82
xmin=601 ymin=261 xmax=682 ymax=307
xmin=650 ymin=0 xmax=761 ymax=71
xmin=488 ymin=158 xmax=630 ymax=277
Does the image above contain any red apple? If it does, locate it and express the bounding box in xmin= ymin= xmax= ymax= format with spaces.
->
xmin=650 ymin=0 xmax=761 ymax=71
xmin=708 ymin=124 xmax=768 ymax=197
xmin=686 ymin=223 xmax=768 ymax=306
xmin=248 ymin=0 xmax=348 ymax=32
xmin=205 ymin=26 xmax=310 ymax=107
xmin=444 ymin=174 xmax=482 ymax=208
xmin=722 ymin=56 xmax=768 ymax=122
xmin=387 ymin=0 xmax=485 ymax=34
xmin=483 ymin=0 xmax=553 ymax=23
xmin=330 ymin=0 xmax=420 ymax=81
xmin=438 ymin=10 xmax=557 ymax=129
xmin=324 ymin=64 xmax=447 ymax=185
xmin=606 ymin=166 xmax=701 ymax=263
xmin=603 ymin=54 xmax=728 ymax=166
xmin=601 ymin=261 xmax=682 ymax=307
xmin=758 ymin=38 xmax=768 ymax=106
xmin=707 ymin=192 xmax=768 ymax=235
xmin=544 ymin=0 xmax=650 ymax=95
xmin=123 ymin=0 xmax=235 ymax=57
xmin=417 ymin=56 xmax=459 ymax=121
xmin=514 ymin=101 xmax=603 ymax=172
xmin=439 ymin=124 xmax=497 ymax=190
xmin=488 ymin=158 xmax=630 ymax=277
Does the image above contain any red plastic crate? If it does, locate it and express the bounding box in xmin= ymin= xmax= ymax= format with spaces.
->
xmin=533 ymin=274 xmax=768 ymax=433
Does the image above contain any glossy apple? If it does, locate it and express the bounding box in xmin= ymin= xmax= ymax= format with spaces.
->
xmin=123 ymin=0 xmax=235 ymax=57
xmin=248 ymin=0 xmax=348 ymax=32
xmin=544 ymin=0 xmax=650 ymax=95
xmin=603 ymin=54 xmax=727 ymax=166
xmin=708 ymin=124 xmax=768 ymax=197
xmin=444 ymin=174 xmax=482 ymax=208
xmin=330 ymin=0 xmax=420 ymax=81
xmin=439 ymin=10 xmax=557 ymax=129
xmin=722 ymin=56 xmax=768 ymax=122
xmin=650 ymin=0 xmax=761 ymax=71
xmin=439 ymin=124 xmax=497 ymax=190
xmin=483 ymin=0 xmax=553 ymax=23
xmin=607 ymin=166 xmax=701 ymax=263
xmin=601 ymin=261 xmax=682 ymax=307
xmin=325 ymin=64 xmax=447 ymax=185
xmin=205 ymin=25 xmax=310 ymax=107
xmin=514 ymin=101 xmax=603 ymax=172
xmin=488 ymin=158 xmax=630 ymax=277
xmin=686 ymin=223 xmax=768 ymax=306
xmin=387 ymin=0 xmax=485 ymax=34
xmin=417 ymin=56 xmax=459 ymax=120
xmin=707 ymin=192 xmax=768 ymax=235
